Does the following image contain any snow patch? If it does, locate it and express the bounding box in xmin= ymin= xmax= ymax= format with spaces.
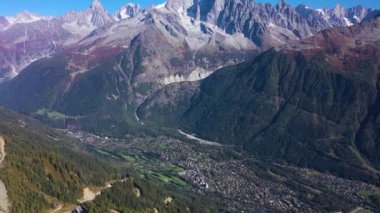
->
xmin=135 ymin=112 xmax=145 ymax=125
xmin=118 ymin=8 xmax=130 ymax=19
xmin=161 ymin=68 xmax=214 ymax=85
xmin=353 ymin=15 xmax=360 ymax=22
xmin=343 ymin=17 xmax=353 ymax=26
xmin=155 ymin=2 xmax=167 ymax=9
xmin=316 ymin=9 xmax=325 ymax=15
xmin=106 ymin=94 xmax=119 ymax=101
xmin=9 ymin=65 xmax=18 ymax=78
xmin=316 ymin=9 xmax=331 ymax=22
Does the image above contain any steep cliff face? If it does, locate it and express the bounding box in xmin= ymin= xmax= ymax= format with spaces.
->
xmin=171 ymin=0 xmax=374 ymax=49
xmin=0 ymin=0 xmax=374 ymax=83
xmin=115 ymin=3 xmax=143 ymax=20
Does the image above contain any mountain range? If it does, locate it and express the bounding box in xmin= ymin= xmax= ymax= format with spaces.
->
xmin=0 ymin=0 xmax=377 ymax=83
xmin=139 ymin=14 xmax=380 ymax=184
xmin=0 ymin=0 xmax=379 ymax=211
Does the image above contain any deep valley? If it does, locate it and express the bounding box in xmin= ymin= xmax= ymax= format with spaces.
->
xmin=0 ymin=0 xmax=379 ymax=212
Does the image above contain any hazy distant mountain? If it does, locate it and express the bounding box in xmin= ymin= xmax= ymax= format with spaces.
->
xmin=3 ymin=10 xmax=52 ymax=29
xmin=0 ymin=0 xmax=115 ymax=83
xmin=0 ymin=0 xmax=375 ymax=83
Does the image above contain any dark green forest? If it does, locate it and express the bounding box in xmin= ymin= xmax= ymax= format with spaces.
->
xmin=0 ymin=109 xmax=118 ymax=212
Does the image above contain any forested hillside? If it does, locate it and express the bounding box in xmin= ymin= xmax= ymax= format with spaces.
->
xmin=0 ymin=108 xmax=118 ymax=212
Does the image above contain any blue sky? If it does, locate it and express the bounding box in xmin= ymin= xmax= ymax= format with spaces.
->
xmin=0 ymin=0 xmax=379 ymax=17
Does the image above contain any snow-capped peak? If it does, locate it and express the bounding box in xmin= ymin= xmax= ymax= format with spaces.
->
xmin=165 ymin=0 xmax=194 ymax=13
xmin=115 ymin=3 xmax=142 ymax=20
xmin=5 ymin=10 xmax=51 ymax=25
xmin=59 ymin=0 xmax=115 ymax=40
xmin=155 ymin=2 xmax=167 ymax=9
xmin=333 ymin=4 xmax=345 ymax=17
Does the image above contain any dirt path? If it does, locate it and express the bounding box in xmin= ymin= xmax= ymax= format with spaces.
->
xmin=350 ymin=207 xmax=371 ymax=213
xmin=0 ymin=137 xmax=5 ymax=164
xmin=48 ymin=204 xmax=63 ymax=213
xmin=0 ymin=136 xmax=9 ymax=213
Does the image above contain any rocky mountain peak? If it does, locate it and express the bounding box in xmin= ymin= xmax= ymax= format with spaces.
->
xmin=115 ymin=3 xmax=143 ymax=20
xmin=91 ymin=0 xmax=104 ymax=10
xmin=278 ymin=0 xmax=288 ymax=7
xmin=5 ymin=10 xmax=50 ymax=25
xmin=295 ymin=4 xmax=313 ymax=16
xmin=0 ymin=0 xmax=377 ymax=85
xmin=275 ymin=0 xmax=292 ymax=11
xmin=60 ymin=0 xmax=114 ymax=28
xmin=0 ymin=16 xmax=9 ymax=31
xmin=346 ymin=5 xmax=372 ymax=23
xmin=166 ymin=0 xmax=195 ymax=13
xmin=88 ymin=0 xmax=115 ymax=27
xmin=332 ymin=4 xmax=345 ymax=17
xmin=0 ymin=16 xmax=9 ymax=25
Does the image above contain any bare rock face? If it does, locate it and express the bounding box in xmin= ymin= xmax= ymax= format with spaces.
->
xmin=0 ymin=17 xmax=9 ymax=31
xmin=89 ymin=0 xmax=115 ymax=27
xmin=346 ymin=5 xmax=372 ymax=23
xmin=0 ymin=0 xmax=375 ymax=83
xmin=158 ymin=0 xmax=373 ymax=51
xmin=59 ymin=0 xmax=114 ymax=31
xmin=166 ymin=0 xmax=195 ymax=13
xmin=212 ymin=1 xmax=373 ymax=49
xmin=4 ymin=10 xmax=51 ymax=27
xmin=115 ymin=3 xmax=142 ymax=20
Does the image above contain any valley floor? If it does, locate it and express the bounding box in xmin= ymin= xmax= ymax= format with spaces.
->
xmin=64 ymin=130 xmax=379 ymax=212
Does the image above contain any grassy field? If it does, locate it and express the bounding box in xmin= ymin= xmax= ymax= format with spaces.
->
xmin=94 ymin=149 xmax=188 ymax=188
xmin=358 ymin=189 xmax=380 ymax=198
xmin=35 ymin=108 xmax=72 ymax=120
